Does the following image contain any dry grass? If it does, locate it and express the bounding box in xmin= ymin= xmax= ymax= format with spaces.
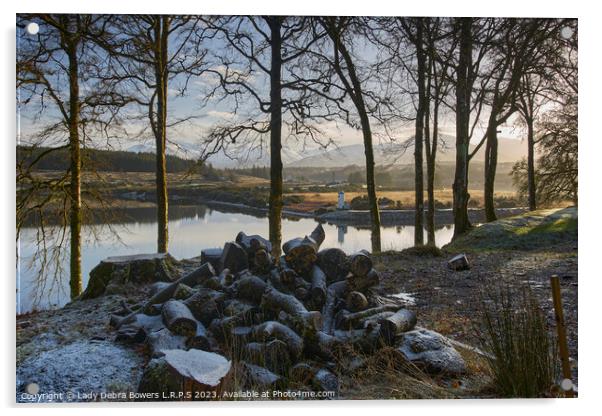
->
xmin=288 ymin=189 xmax=517 ymax=207
xmin=336 ymin=345 xmax=490 ymax=400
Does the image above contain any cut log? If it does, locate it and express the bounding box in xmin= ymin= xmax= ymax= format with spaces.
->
xmin=348 ymin=250 xmax=373 ymax=278
xmin=162 ymin=300 xmax=197 ymax=337
xmin=236 ymin=232 xmax=272 ymax=256
xmin=309 ymin=223 xmax=326 ymax=247
xmin=294 ymin=287 xmax=309 ymax=301
xmin=333 ymin=325 xmax=384 ymax=353
xmin=282 ymin=224 xmax=325 ymax=275
xmin=173 ymin=283 xmax=195 ymax=300
xmin=337 ymin=305 xmax=401 ymax=329
xmin=251 ymin=321 xmax=304 ymax=359
xmin=200 ymin=248 xmax=223 ymax=271
xmin=261 ymin=287 xmax=321 ymax=333
xmin=240 ymin=362 xmax=282 ymax=388
xmin=115 ymin=324 xmax=146 ymax=344
xmin=356 ymin=311 xmax=395 ymax=330
xmin=219 ymin=242 xmax=249 ymax=274
xmin=229 ymin=326 xmax=253 ymax=358
xmin=138 ymin=349 xmax=232 ymax=398
xmin=317 ymin=248 xmax=350 ymax=284
xmin=145 ymin=303 xmax=163 ymax=316
xmin=243 ymin=340 xmax=291 ymax=374
xmin=289 ymin=362 xmax=316 ymax=384
xmin=223 ymin=299 xmax=257 ymax=319
xmin=186 ymin=322 xmax=211 ymax=351
xmin=183 ymin=288 xmax=226 ymax=326
xmin=378 ymin=308 xmax=417 ymax=345
xmin=346 ymin=268 xmax=379 ymax=293
xmin=146 ymin=328 xmax=187 ymax=358
xmin=134 ymin=313 xmax=165 ymax=334
xmin=202 ymin=275 xmax=223 ymax=291
xmin=278 ymin=257 xmax=298 ymax=285
xmin=448 ymin=254 xmax=470 ymax=271
xmin=236 ymin=274 xmax=268 ymax=304
xmin=218 ymin=268 xmax=234 ymax=288
xmin=312 ymin=368 xmax=339 ymax=396
xmin=310 ymin=265 xmax=328 ymax=309
xmin=209 ymin=316 xmax=244 ymax=343
xmin=321 ymin=280 xmax=348 ymax=335
xmin=149 ymin=281 xmax=171 ymax=296
xmin=282 ymin=237 xmax=318 ymax=275
xmin=304 ymin=331 xmax=339 ymax=360
xmin=346 ymin=291 xmax=368 ymax=312
xmin=126 ymin=262 xmax=215 ymax=321
xmin=253 ymin=249 xmax=272 ymax=273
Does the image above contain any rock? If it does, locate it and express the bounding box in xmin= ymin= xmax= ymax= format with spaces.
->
xmin=82 ymin=253 xmax=178 ymax=299
xmin=448 ymin=254 xmax=470 ymax=271
xmin=138 ymin=349 xmax=231 ymax=399
xmin=395 ymin=328 xmax=467 ymax=376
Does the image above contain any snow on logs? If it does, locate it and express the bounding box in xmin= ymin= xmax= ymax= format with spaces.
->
xmin=104 ymin=223 xmax=465 ymax=399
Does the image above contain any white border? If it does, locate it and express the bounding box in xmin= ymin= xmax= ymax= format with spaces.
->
xmin=2 ymin=1 xmax=599 ymax=415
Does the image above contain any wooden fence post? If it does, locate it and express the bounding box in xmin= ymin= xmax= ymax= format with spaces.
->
xmin=550 ymin=274 xmax=574 ymax=398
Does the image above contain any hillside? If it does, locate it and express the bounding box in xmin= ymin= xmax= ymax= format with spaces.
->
xmin=289 ymin=136 xmax=527 ymax=168
xmin=17 ymin=146 xmax=212 ymax=175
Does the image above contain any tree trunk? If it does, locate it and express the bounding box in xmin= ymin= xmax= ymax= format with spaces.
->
xmin=67 ymin=35 xmax=82 ymax=299
xmin=426 ymin=101 xmax=439 ymax=246
xmin=526 ymin=117 xmax=537 ymax=210
xmin=360 ymin=113 xmax=382 ymax=253
xmin=154 ymin=16 xmax=169 ymax=253
xmin=414 ymin=19 xmax=426 ymax=246
xmin=484 ymin=121 xmax=499 ymax=222
xmin=452 ymin=18 xmax=472 ymax=240
xmin=268 ymin=17 xmax=284 ymax=258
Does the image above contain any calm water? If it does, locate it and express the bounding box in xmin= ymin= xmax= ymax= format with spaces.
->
xmin=17 ymin=205 xmax=453 ymax=313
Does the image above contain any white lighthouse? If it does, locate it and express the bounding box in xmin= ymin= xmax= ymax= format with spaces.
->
xmin=337 ymin=191 xmax=345 ymax=210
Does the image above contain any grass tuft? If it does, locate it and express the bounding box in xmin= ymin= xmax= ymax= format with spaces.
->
xmin=476 ymin=285 xmax=559 ymax=398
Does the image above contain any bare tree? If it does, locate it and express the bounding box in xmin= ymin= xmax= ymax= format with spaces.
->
xmin=17 ymin=14 xmax=129 ymax=299
xmin=199 ymin=16 xmax=330 ymax=257
xmin=316 ymin=16 xmax=385 ymax=252
xmin=94 ymin=15 xmax=208 ymax=253
xmin=423 ymin=18 xmax=453 ymax=246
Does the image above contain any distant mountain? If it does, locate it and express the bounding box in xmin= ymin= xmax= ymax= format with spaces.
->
xmin=127 ymin=142 xmax=305 ymax=168
xmin=289 ymin=135 xmax=527 ymax=168
xmin=125 ymin=134 xmax=527 ymax=168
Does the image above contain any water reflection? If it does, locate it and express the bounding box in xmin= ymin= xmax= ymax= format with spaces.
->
xmin=17 ymin=205 xmax=454 ymax=313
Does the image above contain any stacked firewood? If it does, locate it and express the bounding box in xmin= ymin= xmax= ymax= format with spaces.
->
xmin=109 ymin=224 xmax=417 ymax=398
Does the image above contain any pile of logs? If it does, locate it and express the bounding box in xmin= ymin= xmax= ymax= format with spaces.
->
xmin=109 ymin=224 xmax=418 ymax=398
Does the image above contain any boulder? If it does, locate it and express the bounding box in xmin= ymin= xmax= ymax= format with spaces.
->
xmin=395 ymin=328 xmax=467 ymax=376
